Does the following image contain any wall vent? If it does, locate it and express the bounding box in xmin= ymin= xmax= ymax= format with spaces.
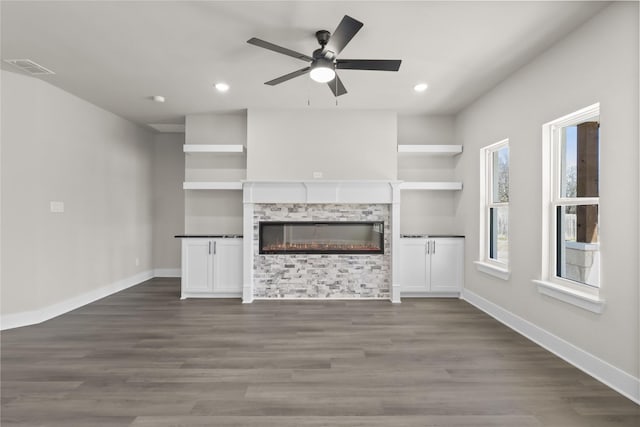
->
xmin=4 ymin=59 xmax=55 ymax=75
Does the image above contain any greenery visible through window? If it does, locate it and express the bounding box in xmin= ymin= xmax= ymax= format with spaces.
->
xmin=481 ymin=140 xmax=509 ymax=268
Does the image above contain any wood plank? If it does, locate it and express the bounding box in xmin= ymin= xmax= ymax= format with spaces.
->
xmin=2 ymin=279 xmax=638 ymax=426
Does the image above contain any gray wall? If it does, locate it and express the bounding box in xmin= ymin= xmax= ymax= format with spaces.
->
xmin=247 ymin=109 xmax=397 ymax=181
xmin=1 ymin=70 xmax=154 ymax=315
xmin=152 ymin=133 xmax=185 ymax=271
xmin=455 ymin=2 xmax=638 ymax=377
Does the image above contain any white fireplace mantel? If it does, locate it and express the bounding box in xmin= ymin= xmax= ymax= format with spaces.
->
xmin=242 ymin=180 xmax=402 ymax=204
xmin=242 ymin=180 xmax=402 ymax=304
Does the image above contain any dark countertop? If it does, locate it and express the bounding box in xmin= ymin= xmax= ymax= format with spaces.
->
xmin=401 ymin=234 xmax=465 ymax=238
xmin=175 ymin=234 xmax=243 ymax=239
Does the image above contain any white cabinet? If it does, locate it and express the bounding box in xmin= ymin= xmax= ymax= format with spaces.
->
xmin=399 ymin=237 xmax=464 ymax=296
xmin=181 ymin=238 xmax=243 ymax=298
xmin=182 ymin=239 xmax=214 ymax=294
xmin=212 ymin=239 xmax=243 ymax=294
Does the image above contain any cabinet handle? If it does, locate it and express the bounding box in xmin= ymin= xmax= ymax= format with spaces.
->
xmin=432 ymin=240 xmax=436 ymax=254
xmin=208 ymin=241 xmax=211 ymax=255
xmin=214 ymin=241 xmax=217 ymax=255
xmin=426 ymin=241 xmax=430 ymax=255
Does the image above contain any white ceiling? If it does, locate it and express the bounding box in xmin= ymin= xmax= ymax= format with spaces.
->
xmin=1 ymin=1 xmax=607 ymax=128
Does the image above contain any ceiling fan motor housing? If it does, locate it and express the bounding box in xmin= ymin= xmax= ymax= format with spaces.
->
xmin=315 ymin=30 xmax=331 ymax=46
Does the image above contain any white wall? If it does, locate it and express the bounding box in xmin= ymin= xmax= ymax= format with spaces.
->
xmin=152 ymin=133 xmax=184 ymax=271
xmin=398 ymin=115 xmax=458 ymax=234
xmin=455 ymin=1 xmax=638 ymax=381
xmin=1 ymin=70 xmax=155 ymax=317
xmin=247 ymin=109 xmax=397 ymax=181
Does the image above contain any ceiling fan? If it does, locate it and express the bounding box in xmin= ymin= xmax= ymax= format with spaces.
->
xmin=247 ymin=15 xmax=402 ymax=97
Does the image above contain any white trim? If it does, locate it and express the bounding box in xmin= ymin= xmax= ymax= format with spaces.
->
xmin=474 ymin=260 xmax=510 ymax=280
xmin=183 ymin=144 xmax=244 ymax=153
xmin=180 ymin=292 xmax=241 ymax=299
xmin=243 ymin=181 xmax=399 ymax=204
xmin=401 ymin=292 xmax=460 ymax=298
xmin=399 ymin=181 xmax=463 ymax=191
xmin=183 ymin=181 xmax=242 ymax=190
xmin=252 ymin=297 xmax=389 ymax=301
xmin=1 ymin=270 xmax=154 ymax=331
xmin=541 ymin=103 xmax=601 ymax=289
xmin=533 ymin=280 xmax=605 ymax=314
xmin=479 ymin=139 xmax=510 ymax=270
xmin=462 ymin=288 xmax=639 ymax=405
xmin=397 ymin=144 xmax=462 ymax=155
xmin=153 ymin=268 xmax=181 ymax=278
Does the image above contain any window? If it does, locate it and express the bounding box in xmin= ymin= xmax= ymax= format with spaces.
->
xmin=476 ymin=139 xmax=509 ymax=279
xmin=536 ymin=103 xmax=604 ymax=313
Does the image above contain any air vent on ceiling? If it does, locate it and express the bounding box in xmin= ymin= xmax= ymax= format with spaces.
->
xmin=4 ymin=59 xmax=55 ymax=75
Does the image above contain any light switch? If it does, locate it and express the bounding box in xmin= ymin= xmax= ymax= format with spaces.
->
xmin=313 ymin=171 xmax=323 ymax=179
xmin=50 ymin=201 xmax=64 ymax=213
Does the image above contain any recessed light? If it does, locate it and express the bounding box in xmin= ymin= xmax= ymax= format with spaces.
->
xmin=151 ymin=95 xmax=165 ymax=103
xmin=215 ymin=82 xmax=230 ymax=92
xmin=414 ymin=83 xmax=428 ymax=92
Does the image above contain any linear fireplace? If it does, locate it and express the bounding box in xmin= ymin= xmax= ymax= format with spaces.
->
xmin=259 ymin=221 xmax=384 ymax=254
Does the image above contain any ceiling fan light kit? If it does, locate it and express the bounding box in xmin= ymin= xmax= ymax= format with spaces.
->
xmin=247 ymin=15 xmax=402 ymax=97
xmin=310 ymin=60 xmax=335 ymax=83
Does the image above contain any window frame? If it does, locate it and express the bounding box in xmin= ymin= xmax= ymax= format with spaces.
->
xmin=476 ymin=138 xmax=510 ymax=280
xmin=535 ymin=103 xmax=604 ymax=313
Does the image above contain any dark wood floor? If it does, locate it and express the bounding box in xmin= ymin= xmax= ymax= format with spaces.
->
xmin=2 ymin=278 xmax=638 ymax=426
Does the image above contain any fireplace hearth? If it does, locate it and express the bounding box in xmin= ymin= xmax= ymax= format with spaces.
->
xmin=259 ymin=221 xmax=384 ymax=255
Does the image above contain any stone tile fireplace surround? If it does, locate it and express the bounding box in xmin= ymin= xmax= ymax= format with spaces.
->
xmin=242 ymin=181 xmax=401 ymax=303
xmin=253 ymin=203 xmax=390 ymax=299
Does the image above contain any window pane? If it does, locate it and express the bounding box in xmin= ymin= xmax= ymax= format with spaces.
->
xmin=489 ymin=206 xmax=509 ymax=264
xmin=492 ymin=147 xmax=509 ymax=203
xmin=556 ymin=204 xmax=599 ymax=287
xmin=561 ymin=121 xmax=599 ymax=198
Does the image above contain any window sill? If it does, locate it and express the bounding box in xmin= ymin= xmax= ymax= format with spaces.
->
xmin=474 ymin=261 xmax=510 ymax=280
xmin=533 ymin=280 xmax=605 ymax=314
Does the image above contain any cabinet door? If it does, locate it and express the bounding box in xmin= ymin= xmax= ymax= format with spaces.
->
xmin=399 ymin=239 xmax=429 ymax=293
xmin=182 ymin=239 xmax=213 ymax=294
xmin=212 ymin=239 xmax=243 ymax=293
xmin=429 ymin=238 xmax=464 ymax=293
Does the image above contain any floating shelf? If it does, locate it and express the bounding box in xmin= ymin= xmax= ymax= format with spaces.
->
xmin=399 ymin=181 xmax=463 ymax=191
xmin=183 ymin=181 xmax=243 ymax=190
xmin=398 ymin=145 xmax=462 ymax=155
xmin=183 ymin=144 xmax=244 ymax=153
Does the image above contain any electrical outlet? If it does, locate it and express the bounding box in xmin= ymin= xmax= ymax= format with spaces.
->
xmin=50 ymin=201 xmax=64 ymax=213
xmin=313 ymin=171 xmax=323 ymax=179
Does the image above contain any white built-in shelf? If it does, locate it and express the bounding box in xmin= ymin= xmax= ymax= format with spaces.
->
xmin=183 ymin=144 xmax=244 ymax=153
xmin=183 ymin=181 xmax=243 ymax=190
xmin=399 ymin=181 xmax=463 ymax=191
xmin=397 ymin=145 xmax=462 ymax=155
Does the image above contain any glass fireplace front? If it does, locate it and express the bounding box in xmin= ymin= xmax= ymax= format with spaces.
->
xmin=259 ymin=221 xmax=384 ymax=255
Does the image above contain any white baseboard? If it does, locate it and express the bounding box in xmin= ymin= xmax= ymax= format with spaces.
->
xmin=461 ymin=288 xmax=640 ymax=405
xmin=1 ymin=270 xmax=154 ymax=331
xmin=153 ymin=268 xmax=181 ymax=278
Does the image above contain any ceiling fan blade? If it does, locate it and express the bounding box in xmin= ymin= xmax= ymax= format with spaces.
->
xmin=327 ymin=15 xmax=363 ymax=55
xmin=327 ymin=73 xmax=347 ymax=97
xmin=264 ymin=67 xmax=311 ymax=86
xmin=247 ymin=37 xmax=313 ymax=62
xmin=336 ymin=59 xmax=402 ymax=71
